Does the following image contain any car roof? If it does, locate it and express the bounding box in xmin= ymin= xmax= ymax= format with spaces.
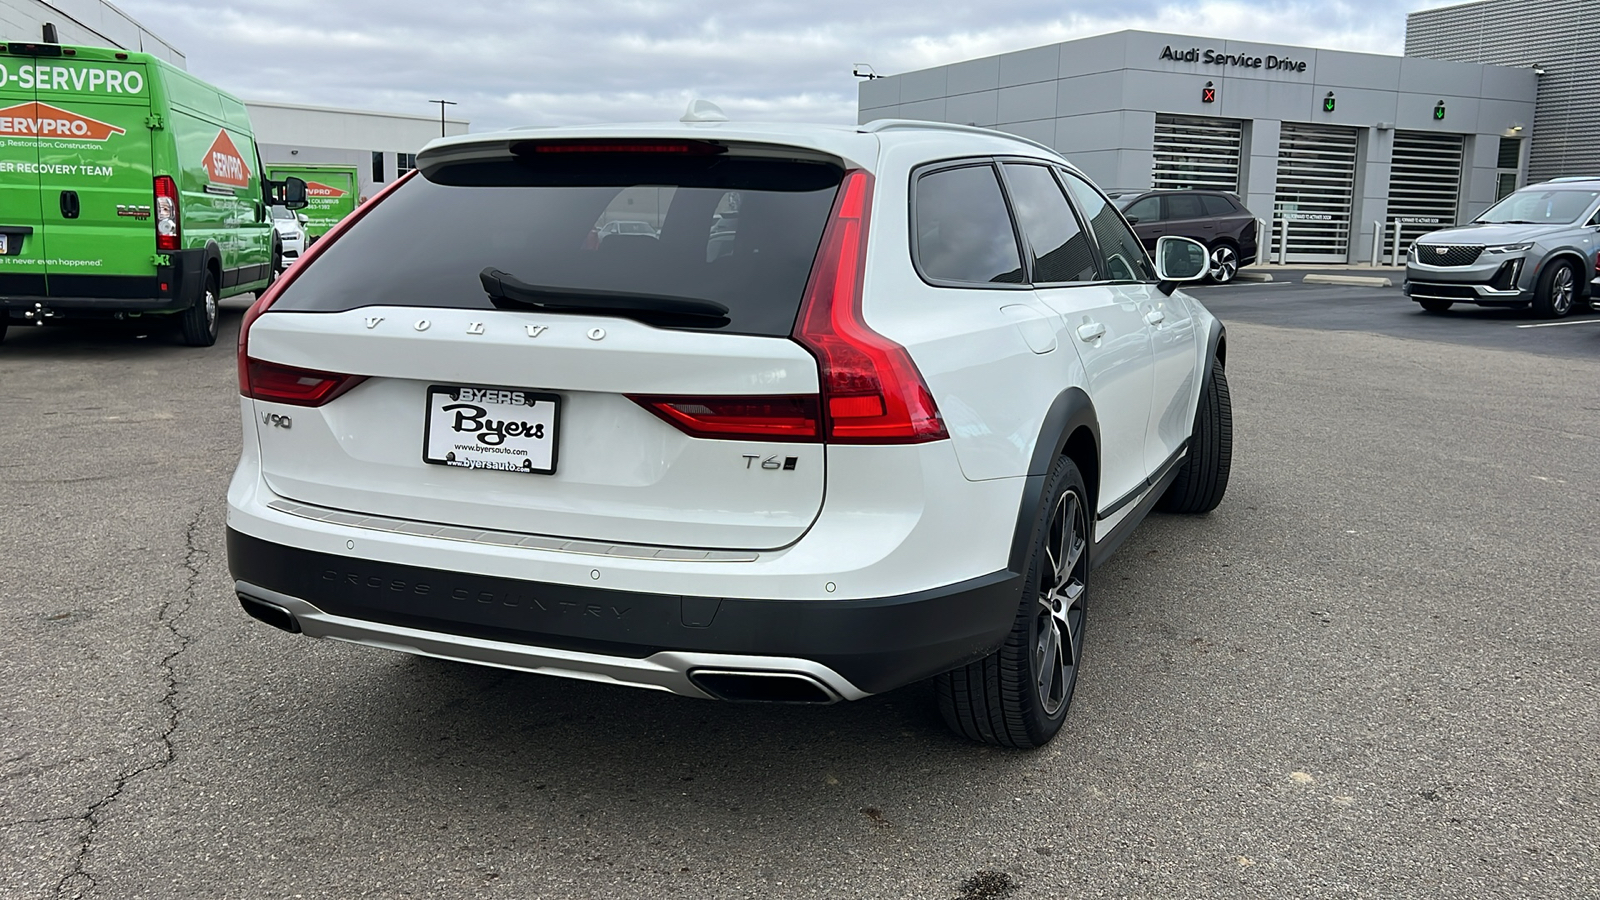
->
xmin=415 ymin=119 xmax=1082 ymax=181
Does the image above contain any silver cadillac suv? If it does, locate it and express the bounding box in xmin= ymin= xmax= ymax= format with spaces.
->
xmin=1404 ymin=179 xmax=1600 ymax=318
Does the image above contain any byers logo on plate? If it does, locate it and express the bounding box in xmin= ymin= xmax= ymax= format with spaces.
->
xmin=304 ymin=181 xmax=348 ymax=198
xmin=0 ymin=102 xmax=127 ymax=140
xmin=203 ymin=130 xmax=251 ymax=188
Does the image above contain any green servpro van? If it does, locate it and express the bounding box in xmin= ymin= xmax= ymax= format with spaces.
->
xmin=264 ymin=164 xmax=358 ymax=241
xmin=0 ymin=40 xmax=306 ymax=347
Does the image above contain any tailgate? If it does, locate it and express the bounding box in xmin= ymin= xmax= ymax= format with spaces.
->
xmin=245 ymin=145 xmax=851 ymax=550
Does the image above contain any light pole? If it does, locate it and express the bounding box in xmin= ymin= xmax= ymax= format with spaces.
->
xmin=429 ymin=99 xmax=457 ymax=137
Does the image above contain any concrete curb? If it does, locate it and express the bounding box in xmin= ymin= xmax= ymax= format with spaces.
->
xmin=1303 ymin=274 xmax=1394 ymax=287
xmin=1233 ymin=271 xmax=1273 ymax=283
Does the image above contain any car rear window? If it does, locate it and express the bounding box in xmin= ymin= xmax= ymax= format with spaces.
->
xmin=270 ymin=154 xmax=844 ymax=337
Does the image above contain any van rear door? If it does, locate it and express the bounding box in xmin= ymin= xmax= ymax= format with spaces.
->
xmin=0 ymin=54 xmax=48 ymax=298
xmin=32 ymin=57 xmax=156 ymax=299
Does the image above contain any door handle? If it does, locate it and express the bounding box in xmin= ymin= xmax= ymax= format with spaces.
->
xmin=1077 ymin=321 xmax=1106 ymax=342
xmin=60 ymin=191 xmax=80 ymax=219
xmin=1145 ymin=309 xmax=1165 ymax=326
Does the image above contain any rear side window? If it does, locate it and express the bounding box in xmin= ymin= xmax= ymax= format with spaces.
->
xmin=913 ymin=165 xmax=1025 ymax=286
xmin=1001 ymin=164 xmax=1098 ymax=283
xmin=1201 ymin=194 xmax=1237 ymax=217
xmin=1164 ymin=194 xmax=1205 ymax=220
xmin=1059 ymin=172 xmax=1155 ymax=282
xmin=270 ymin=154 xmax=843 ymax=337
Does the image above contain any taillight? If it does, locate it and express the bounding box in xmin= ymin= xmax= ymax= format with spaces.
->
xmin=153 ymin=175 xmax=178 ymax=251
xmin=245 ymin=360 xmax=365 ymax=406
xmin=629 ymin=395 xmax=820 ymax=441
xmin=793 ymin=170 xmax=948 ymax=444
xmin=239 ymin=170 xmax=417 ymax=399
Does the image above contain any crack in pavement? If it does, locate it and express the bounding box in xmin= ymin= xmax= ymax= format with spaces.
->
xmin=53 ymin=507 xmax=205 ymax=900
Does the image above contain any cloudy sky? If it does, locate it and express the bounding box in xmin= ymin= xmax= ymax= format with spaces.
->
xmin=115 ymin=0 xmax=1463 ymax=132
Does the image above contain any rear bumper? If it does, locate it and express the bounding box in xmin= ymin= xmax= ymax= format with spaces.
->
xmin=227 ymin=528 xmax=1022 ymax=697
xmin=0 ymin=249 xmax=207 ymax=318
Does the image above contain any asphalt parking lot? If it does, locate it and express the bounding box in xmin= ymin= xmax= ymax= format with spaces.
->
xmin=2 ymin=284 xmax=1596 ymax=899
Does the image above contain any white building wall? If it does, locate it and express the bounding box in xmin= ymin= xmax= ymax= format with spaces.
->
xmin=0 ymin=0 xmax=183 ymax=67
xmin=250 ymin=101 xmax=470 ymax=201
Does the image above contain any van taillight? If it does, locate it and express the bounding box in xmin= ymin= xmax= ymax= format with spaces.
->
xmin=153 ymin=176 xmax=178 ymax=251
xmin=793 ymin=170 xmax=947 ymax=444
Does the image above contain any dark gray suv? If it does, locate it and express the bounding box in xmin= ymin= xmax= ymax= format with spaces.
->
xmin=1404 ymin=179 xmax=1600 ymax=318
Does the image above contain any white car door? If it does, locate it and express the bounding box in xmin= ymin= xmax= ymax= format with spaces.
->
xmin=1055 ymin=170 xmax=1173 ymax=506
xmin=1003 ymin=163 xmax=1155 ymax=515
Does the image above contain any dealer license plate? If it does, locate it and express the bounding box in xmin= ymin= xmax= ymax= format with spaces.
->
xmin=423 ymin=385 xmax=559 ymax=475
xmin=0 ymin=234 xmax=8 ymax=255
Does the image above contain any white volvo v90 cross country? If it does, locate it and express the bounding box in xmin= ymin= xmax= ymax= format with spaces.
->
xmin=227 ymin=118 xmax=1233 ymax=749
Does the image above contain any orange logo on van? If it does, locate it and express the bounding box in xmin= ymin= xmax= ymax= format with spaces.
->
xmin=0 ymin=102 xmax=127 ymax=140
xmin=304 ymin=181 xmax=348 ymax=198
xmin=203 ymin=129 xmax=252 ymax=188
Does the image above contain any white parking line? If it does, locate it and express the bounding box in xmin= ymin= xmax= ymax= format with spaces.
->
xmin=1514 ymin=318 xmax=1600 ymax=329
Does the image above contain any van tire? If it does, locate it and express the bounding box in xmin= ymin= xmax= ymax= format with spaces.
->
xmin=180 ymin=272 xmax=220 ymax=347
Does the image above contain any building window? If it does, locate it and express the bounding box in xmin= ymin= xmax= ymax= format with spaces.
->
xmin=397 ymin=152 xmax=417 ymax=174
xmin=1495 ymin=137 xmax=1522 ymax=200
xmin=372 ymin=151 xmax=385 ymax=184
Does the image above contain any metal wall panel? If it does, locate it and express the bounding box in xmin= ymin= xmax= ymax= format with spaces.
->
xmin=1407 ymin=0 xmax=1599 ymax=180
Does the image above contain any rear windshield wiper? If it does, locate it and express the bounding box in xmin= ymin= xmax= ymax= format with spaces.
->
xmin=479 ymin=268 xmax=730 ymax=324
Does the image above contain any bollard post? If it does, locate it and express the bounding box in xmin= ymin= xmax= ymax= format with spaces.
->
xmin=1390 ymin=218 xmax=1402 ymax=266
xmin=1277 ymin=217 xmax=1289 ymax=265
xmin=1256 ymin=218 xmax=1267 ymax=264
xmin=1370 ymin=221 xmax=1382 ymax=267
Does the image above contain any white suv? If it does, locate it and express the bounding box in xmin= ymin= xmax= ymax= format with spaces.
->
xmin=227 ymin=120 xmax=1233 ymax=748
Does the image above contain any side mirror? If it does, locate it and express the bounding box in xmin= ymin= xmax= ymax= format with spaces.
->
xmin=297 ymin=213 xmax=309 ymax=225
xmin=1154 ymin=235 xmax=1208 ymax=292
xmin=1125 ymin=216 xmax=1141 ymax=225
xmin=268 ymin=176 xmax=309 ymax=210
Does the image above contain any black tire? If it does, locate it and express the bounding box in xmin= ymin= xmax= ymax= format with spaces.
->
xmin=937 ymin=455 xmax=1089 ymax=749
xmin=179 ymin=270 xmax=219 ymax=347
xmin=0 ymin=321 xmax=7 ymax=345
xmin=1206 ymin=242 xmax=1240 ymax=284
xmin=1532 ymin=258 xmax=1577 ymax=319
xmin=270 ymin=241 xmax=283 ymax=281
xmin=1159 ymin=362 xmax=1233 ymax=514
xmin=1418 ymin=299 xmax=1453 ymax=313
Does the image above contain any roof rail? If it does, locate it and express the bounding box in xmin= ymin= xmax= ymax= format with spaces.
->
xmin=859 ymin=119 xmax=1067 ymax=162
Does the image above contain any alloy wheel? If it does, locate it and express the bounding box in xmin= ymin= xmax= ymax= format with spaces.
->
xmin=1552 ymin=266 xmax=1574 ymax=315
xmin=1035 ymin=487 xmax=1088 ymax=716
xmin=1208 ymin=245 xmax=1238 ymax=283
xmin=204 ymin=288 xmax=218 ymax=334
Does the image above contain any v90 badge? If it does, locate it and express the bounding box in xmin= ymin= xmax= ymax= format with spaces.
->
xmin=261 ymin=412 xmax=292 ymax=429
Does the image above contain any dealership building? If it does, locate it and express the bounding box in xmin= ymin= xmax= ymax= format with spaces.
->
xmin=3 ymin=0 xmax=468 ymax=200
xmin=859 ymin=30 xmax=1540 ymax=263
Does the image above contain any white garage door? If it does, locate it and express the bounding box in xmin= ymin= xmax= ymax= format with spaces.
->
xmin=1388 ymin=131 xmax=1464 ymax=248
xmin=1152 ymin=115 xmax=1243 ymax=193
xmin=1273 ymin=123 xmax=1360 ymax=263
